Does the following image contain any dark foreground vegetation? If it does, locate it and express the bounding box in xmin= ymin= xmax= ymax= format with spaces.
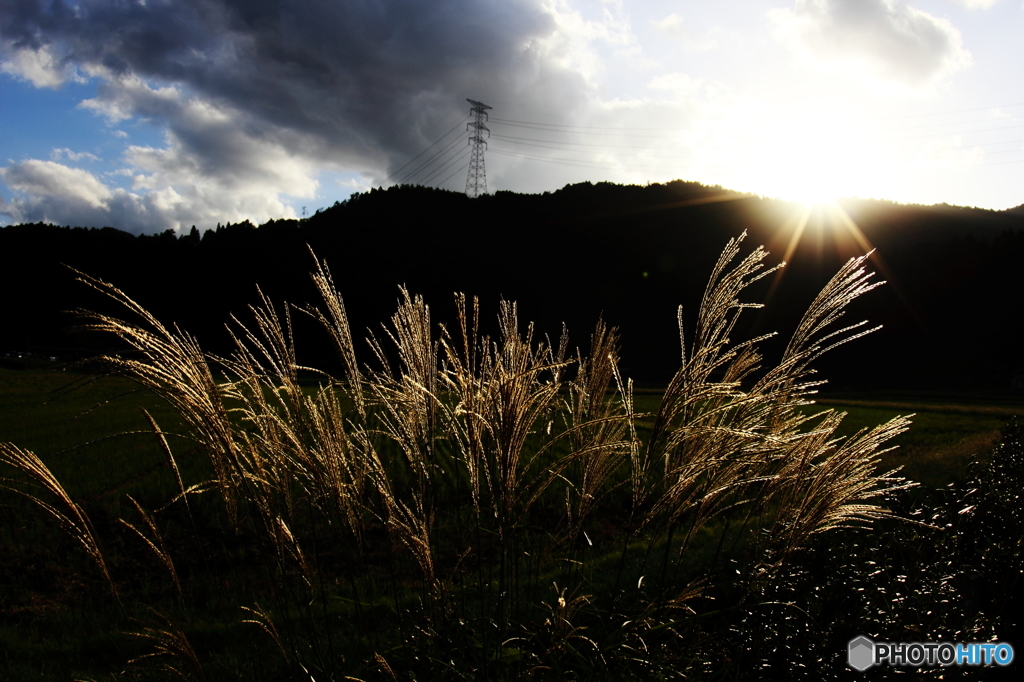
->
xmin=2 ymin=231 xmax=1022 ymax=679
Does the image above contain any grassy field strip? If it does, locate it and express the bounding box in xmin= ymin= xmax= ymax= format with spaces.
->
xmin=630 ymin=390 xmax=1021 ymax=489
xmin=4 ymin=370 xmax=1017 ymax=498
xmin=806 ymin=399 xmax=1017 ymax=489
xmin=0 ymin=369 xmax=192 ymax=504
xmin=815 ymin=398 xmax=1024 ymax=417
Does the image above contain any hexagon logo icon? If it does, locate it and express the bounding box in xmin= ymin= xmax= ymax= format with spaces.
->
xmin=848 ymin=636 xmax=875 ymax=671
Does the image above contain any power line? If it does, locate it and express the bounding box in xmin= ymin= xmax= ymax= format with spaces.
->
xmin=491 ymin=102 xmax=1024 ymax=141
xmin=397 ymin=131 xmax=468 ymax=185
xmin=488 ymin=147 xmax=701 ymax=173
xmin=492 ymin=129 xmax=1024 ymax=161
xmin=437 ymin=160 xmax=472 ymax=189
xmin=488 ymin=113 xmax=1024 ymax=162
xmin=490 ymin=116 xmax=683 ymax=132
xmin=393 ymin=98 xmax=1023 ymax=193
xmin=862 ymin=101 xmax=1024 ymax=122
xmin=491 ymin=132 xmax=694 ymax=152
xmin=420 ymin=146 xmax=472 ymax=187
xmin=490 ymin=134 xmax=1024 ymax=174
xmin=873 ymin=122 xmax=1024 ymax=143
xmin=385 ymin=115 xmax=469 ymax=183
xmin=492 ymin=119 xmax=690 ymax=139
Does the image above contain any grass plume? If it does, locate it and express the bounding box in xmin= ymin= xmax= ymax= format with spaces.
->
xmin=0 ymin=235 xmax=916 ymax=679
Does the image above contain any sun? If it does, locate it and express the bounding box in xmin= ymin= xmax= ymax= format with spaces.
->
xmin=746 ymin=110 xmax=877 ymax=208
xmin=761 ymin=153 xmax=858 ymax=207
xmin=781 ymin=186 xmax=841 ymax=208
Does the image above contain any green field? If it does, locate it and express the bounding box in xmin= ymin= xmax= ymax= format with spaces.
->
xmin=0 ymin=368 xmax=192 ymax=504
xmin=5 ymin=370 xmax=1020 ymax=502
xmin=632 ymin=387 xmax=1024 ymax=489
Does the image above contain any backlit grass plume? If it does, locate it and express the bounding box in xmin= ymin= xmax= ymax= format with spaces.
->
xmin=0 ymin=233 xmax=913 ymax=680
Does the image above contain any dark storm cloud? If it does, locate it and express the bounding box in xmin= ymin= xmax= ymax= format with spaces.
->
xmin=1 ymin=0 xmax=587 ymax=173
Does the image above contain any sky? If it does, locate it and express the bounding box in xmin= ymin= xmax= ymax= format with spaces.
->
xmin=2 ymin=0 xmax=1024 ymax=234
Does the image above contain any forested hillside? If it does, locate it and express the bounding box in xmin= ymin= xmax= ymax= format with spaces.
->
xmin=3 ymin=180 xmax=1023 ymax=389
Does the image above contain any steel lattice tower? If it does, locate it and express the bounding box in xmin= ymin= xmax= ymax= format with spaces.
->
xmin=465 ymin=99 xmax=491 ymax=198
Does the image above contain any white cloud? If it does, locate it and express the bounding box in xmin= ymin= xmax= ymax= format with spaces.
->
xmin=945 ymin=0 xmax=1000 ymax=8
xmin=647 ymin=72 xmax=701 ymax=94
xmin=80 ymin=76 xmax=185 ymax=124
xmin=0 ymin=81 xmax=321 ymax=234
xmin=51 ymin=148 xmax=100 ymax=163
xmin=1 ymin=75 xmax=327 ymax=232
xmin=0 ymin=43 xmax=80 ymax=88
xmin=334 ymin=173 xmax=374 ymax=196
xmin=533 ymin=0 xmax=635 ymax=84
xmin=914 ymin=135 xmax=984 ymax=170
xmin=0 ymin=155 xmax=308 ymax=233
xmin=769 ymin=0 xmax=972 ymax=86
xmin=652 ymin=13 xmax=718 ymax=51
xmin=0 ymin=160 xmax=111 ymax=208
xmin=653 ymin=13 xmax=687 ymax=36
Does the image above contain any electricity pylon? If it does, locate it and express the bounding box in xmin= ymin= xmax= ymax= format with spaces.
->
xmin=465 ymin=99 xmax=491 ymax=198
